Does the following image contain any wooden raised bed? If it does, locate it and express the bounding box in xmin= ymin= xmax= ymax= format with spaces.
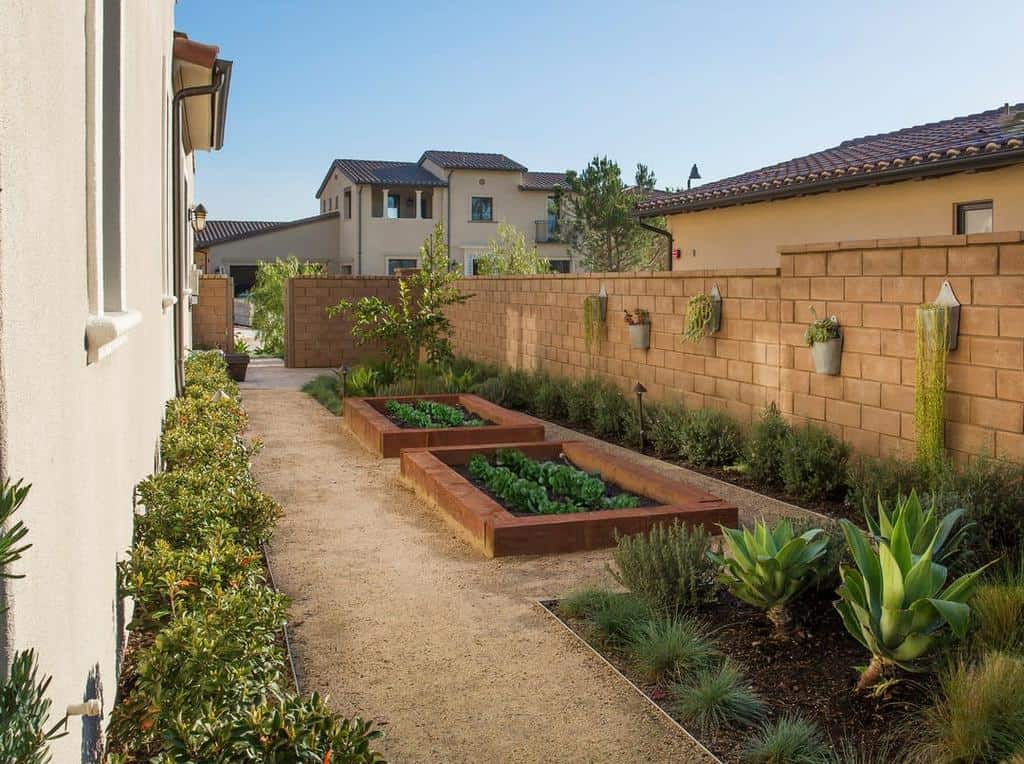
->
xmin=400 ymin=440 xmax=738 ymax=557
xmin=343 ymin=393 xmax=545 ymax=458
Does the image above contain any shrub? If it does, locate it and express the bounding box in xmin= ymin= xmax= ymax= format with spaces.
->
xmin=184 ymin=350 xmax=240 ymax=398
xmin=844 ymin=455 xmax=934 ymax=514
xmin=532 ymin=373 xmax=567 ymax=421
xmin=671 ymin=660 xmax=767 ymax=733
xmin=250 ymin=256 xmax=324 ymax=355
xmin=779 ymin=424 xmax=850 ymax=501
xmin=740 ymin=715 xmax=829 ymax=764
xmin=564 ymin=377 xmax=605 ymax=428
xmin=559 ymin=587 xmax=620 ymax=620
xmin=301 ymin=373 xmax=344 ymax=415
xmin=470 ymin=368 xmax=532 ymax=410
xmin=953 ymin=457 xmax=1024 ymax=564
xmin=592 ymin=381 xmax=632 ymax=439
xmin=627 ymin=616 xmax=717 ymax=681
xmin=649 ymin=404 xmax=688 ymax=458
xmin=610 ymin=521 xmax=717 ymax=615
xmin=746 ymin=404 xmax=791 ymax=487
xmin=971 ymin=557 xmax=1024 ymax=656
xmin=677 ymin=408 xmax=744 ymax=467
xmin=910 ymin=652 xmax=1024 ymax=764
xmin=588 ymin=592 xmax=650 ymax=646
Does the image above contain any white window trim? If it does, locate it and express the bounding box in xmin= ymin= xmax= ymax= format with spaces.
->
xmin=461 ymin=246 xmax=487 ymax=276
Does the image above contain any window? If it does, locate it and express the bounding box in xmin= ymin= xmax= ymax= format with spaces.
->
xmin=387 ymin=258 xmax=418 ymax=274
xmin=546 ymin=195 xmax=559 ymax=238
xmin=321 ymin=198 xmax=325 ymax=213
xmin=471 ymin=196 xmax=493 ymax=221
xmin=387 ymin=193 xmax=400 ymax=219
xmin=956 ymin=201 xmax=993 ymax=235
xmin=344 ymin=189 xmax=352 ymax=219
xmin=334 ymin=195 xmax=339 ymax=211
xmin=548 ymin=259 xmax=571 ymax=274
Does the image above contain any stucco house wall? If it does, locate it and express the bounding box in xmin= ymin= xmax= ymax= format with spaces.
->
xmin=206 ymin=213 xmax=341 ymax=278
xmin=668 ymin=162 xmax=1024 ymax=272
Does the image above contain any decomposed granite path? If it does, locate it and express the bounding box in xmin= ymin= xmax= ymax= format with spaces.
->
xmin=244 ymin=389 xmax=714 ymax=764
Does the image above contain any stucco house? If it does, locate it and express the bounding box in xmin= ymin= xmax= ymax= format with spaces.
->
xmin=0 ymin=2 xmax=230 ymax=759
xmin=637 ymin=103 xmax=1024 ymax=270
xmin=197 ymin=150 xmax=571 ymax=284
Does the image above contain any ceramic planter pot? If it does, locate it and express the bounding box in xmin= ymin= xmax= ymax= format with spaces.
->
xmin=811 ymin=337 xmax=842 ymax=375
xmin=225 ymin=353 xmax=250 ymax=382
xmin=629 ymin=323 xmax=651 ymax=350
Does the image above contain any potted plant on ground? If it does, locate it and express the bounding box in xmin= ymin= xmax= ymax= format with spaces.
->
xmin=225 ymin=335 xmax=251 ymax=382
xmin=624 ymin=308 xmax=651 ymax=350
xmin=805 ymin=307 xmax=842 ymax=375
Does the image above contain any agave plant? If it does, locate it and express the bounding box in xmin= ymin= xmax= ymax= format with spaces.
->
xmin=710 ymin=519 xmax=829 ymax=639
xmin=864 ymin=490 xmax=970 ymax=568
xmin=835 ymin=506 xmax=994 ymax=691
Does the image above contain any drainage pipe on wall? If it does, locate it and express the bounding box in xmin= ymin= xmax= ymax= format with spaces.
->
xmin=357 ymin=187 xmax=363 ymax=275
xmin=638 ymin=220 xmax=674 ymax=272
xmin=170 ymin=70 xmax=227 ymax=395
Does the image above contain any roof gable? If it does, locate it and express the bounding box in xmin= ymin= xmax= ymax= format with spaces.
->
xmin=316 ymin=159 xmax=447 ymax=197
xmin=195 ymin=212 xmax=338 ymax=247
xmin=419 ymin=150 xmax=527 ymax=172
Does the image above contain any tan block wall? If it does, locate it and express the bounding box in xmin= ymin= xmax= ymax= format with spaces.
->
xmin=285 ymin=276 xmax=400 ymax=367
xmin=193 ymin=274 xmax=234 ymax=351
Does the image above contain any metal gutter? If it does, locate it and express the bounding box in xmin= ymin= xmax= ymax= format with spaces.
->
xmin=637 ymin=220 xmax=673 ymax=271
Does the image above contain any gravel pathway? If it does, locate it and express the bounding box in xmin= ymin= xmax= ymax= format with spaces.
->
xmin=245 ymin=390 xmax=714 ymax=764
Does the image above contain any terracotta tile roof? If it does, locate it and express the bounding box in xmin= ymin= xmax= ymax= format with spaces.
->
xmin=637 ymin=103 xmax=1024 ymax=217
xmin=419 ymin=150 xmax=527 ymax=172
xmin=195 ymin=212 xmax=338 ymax=247
xmin=519 ymin=171 xmax=568 ymax=190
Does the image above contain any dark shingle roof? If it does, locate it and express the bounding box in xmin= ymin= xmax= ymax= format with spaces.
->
xmin=520 ymin=171 xmax=568 ymax=190
xmin=330 ymin=159 xmax=448 ymax=188
xmin=637 ymin=103 xmax=1024 ymax=217
xmin=195 ymin=212 xmax=338 ymax=247
xmin=419 ymin=150 xmax=527 ymax=172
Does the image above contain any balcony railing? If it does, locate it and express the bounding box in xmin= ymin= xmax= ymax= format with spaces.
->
xmin=535 ymin=219 xmax=562 ymax=243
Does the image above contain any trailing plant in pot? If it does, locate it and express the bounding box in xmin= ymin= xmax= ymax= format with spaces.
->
xmin=915 ymin=303 xmax=949 ymax=466
xmin=682 ymin=285 xmax=722 ymax=343
xmin=804 ymin=307 xmax=842 ymax=375
xmin=583 ymin=293 xmax=607 ymax=352
xmin=624 ymin=308 xmax=651 ymax=350
xmin=225 ymin=335 xmax=251 ymax=382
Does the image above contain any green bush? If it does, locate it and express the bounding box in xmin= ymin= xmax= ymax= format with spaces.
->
xmin=559 ymin=587 xmax=621 ymax=620
xmin=779 ymin=424 xmax=850 ymax=501
xmin=671 ymin=659 xmax=767 ymax=733
xmin=746 ymin=404 xmax=791 ymax=487
xmin=649 ymin=403 xmax=688 ymax=458
xmin=611 ymin=521 xmax=717 ymax=615
xmin=592 ymin=381 xmax=632 ymax=439
xmin=953 ymin=457 xmax=1024 ymax=564
xmin=627 ymin=616 xmax=717 ymax=681
xmin=564 ymin=377 xmax=605 ymax=428
xmin=740 ymin=715 xmax=829 ymax=764
xmin=249 ymin=257 xmax=324 ymax=355
xmin=971 ymin=557 xmax=1024 ymax=656
xmin=301 ymin=373 xmax=344 ymax=415
xmin=185 ymin=350 xmax=240 ymax=398
xmin=588 ymin=593 xmax=650 ymax=646
xmin=844 ymin=455 xmax=936 ymax=514
xmin=532 ymin=373 xmax=567 ymax=421
xmin=677 ymin=408 xmax=744 ymax=467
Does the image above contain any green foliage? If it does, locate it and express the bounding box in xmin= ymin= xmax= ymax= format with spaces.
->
xmin=740 ymin=715 xmax=829 ymax=764
xmin=588 ymin=593 xmax=650 ymax=646
xmin=301 ymin=374 xmax=344 ymax=415
xmin=971 ymin=558 xmax=1024 ymax=656
xmin=563 ymin=377 xmax=605 ymax=427
xmin=591 ymin=381 xmax=632 ymax=439
xmin=915 ymin=304 xmax=949 ymax=466
xmin=0 ymin=478 xmax=31 ymax=589
xmin=557 ymin=156 xmax=666 ymax=272
xmin=385 ymin=399 xmax=484 ymax=428
xmin=559 ymin=587 xmax=620 ymax=620
xmin=864 ymin=491 xmax=970 ymax=570
xmin=779 ymin=424 xmax=850 ymax=501
xmin=249 ymin=257 xmax=325 ymax=355
xmin=649 ymin=403 xmax=688 ymax=457
xmin=952 ymin=457 xmax=1024 ymax=564
xmin=746 ymin=404 xmax=792 ymax=488
xmin=627 ymin=616 xmax=718 ymax=681
xmin=804 ymin=306 xmax=841 ymax=346
xmin=670 ymin=660 xmax=767 ymax=734
xmin=532 ymin=374 xmax=567 ymax=421
xmin=677 ymin=408 xmax=744 ymax=467
xmin=683 ymin=293 xmax=714 ymax=343
xmin=232 ymin=335 xmax=249 ymax=354
xmin=0 ymin=650 xmax=66 ymax=763
xmin=711 ymin=519 xmax=829 ymax=638
xmin=583 ymin=295 xmax=606 ymax=351
xmin=475 ymin=222 xmax=551 ymax=275
xmin=844 ymin=455 xmax=936 ymax=516
xmin=328 ymin=222 xmax=469 ymax=378
xmin=470 ymin=368 xmax=532 ymax=410
xmin=610 ymin=521 xmax=717 ymax=615
xmin=835 ymin=505 xmax=994 ymax=689
xmin=910 ymin=652 xmax=1024 ymax=764
xmin=184 ymin=350 xmax=240 ymax=399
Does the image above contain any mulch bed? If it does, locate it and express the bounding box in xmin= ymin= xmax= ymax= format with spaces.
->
xmin=550 ymin=590 xmax=927 ymax=763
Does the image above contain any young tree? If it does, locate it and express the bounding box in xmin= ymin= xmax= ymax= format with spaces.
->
xmin=557 ymin=156 xmax=665 ymax=272
xmin=327 ymin=222 xmax=469 ymax=378
xmin=249 ymin=256 xmax=325 ymax=355
xmin=475 ymin=222 xmax=552 ymax=275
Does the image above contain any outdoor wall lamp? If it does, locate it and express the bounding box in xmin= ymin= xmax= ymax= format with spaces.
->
xmin=189 ymin=203 xmax=208 ymax=233
xmin=633 ymin=381 xmax=647 ymax=451
xmin=687 ymin=164 xmax=702 ymax=190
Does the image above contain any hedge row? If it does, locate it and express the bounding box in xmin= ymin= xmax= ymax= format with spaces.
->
xmin=107 ymin=352 xmax=383 ymax=763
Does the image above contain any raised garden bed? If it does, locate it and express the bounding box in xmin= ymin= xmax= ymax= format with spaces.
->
xmin=344 ymin=393 xmax=544 ymax=457
xmin=400 ymin=440 xmax=737 ymax=556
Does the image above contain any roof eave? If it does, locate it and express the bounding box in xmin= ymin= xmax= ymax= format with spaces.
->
xmin=636 ymin=150 xmax=1024 ymax=217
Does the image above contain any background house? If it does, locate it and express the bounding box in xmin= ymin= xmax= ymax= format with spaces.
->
xmin=637 ymin=104 xmax=1024 ymax=270
xmin=0 ymin=2 xmax=230 ymax=758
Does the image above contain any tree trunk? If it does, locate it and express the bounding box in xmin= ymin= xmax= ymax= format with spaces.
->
xmin=856 ymin=655 xmax=887 ymax=692
xmin=766 ymin=604 xmax=793 ymax=640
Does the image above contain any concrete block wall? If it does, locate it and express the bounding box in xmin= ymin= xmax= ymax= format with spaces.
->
xmin=193 ymin=274 xmax=233 ymax=351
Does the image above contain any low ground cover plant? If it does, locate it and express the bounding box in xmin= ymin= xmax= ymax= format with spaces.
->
xmin=385 ymin=399 xmax=485 ymax=428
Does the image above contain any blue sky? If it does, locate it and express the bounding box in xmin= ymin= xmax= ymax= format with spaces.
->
xmin=177 ymin=0 xmax=1020 ymax=222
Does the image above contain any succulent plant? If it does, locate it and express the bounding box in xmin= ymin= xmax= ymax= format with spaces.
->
xmin=864 ymin=490 xmax=970 ymax=569
xmin=710 ymin=519 xmax=829 ymax=639
xmin=835 ymin=507 xmax=994 ymax=691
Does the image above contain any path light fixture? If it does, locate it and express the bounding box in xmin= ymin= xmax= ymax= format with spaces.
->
xmin=335 ymin=364 xmax=350 ymax=398
xmin=189 ymin=203 xmax=208 ymax=233
xmin=687 ymin=164 xmax=701 ymax=190
xmin=633 ymin=381 xmax=647 ymax=450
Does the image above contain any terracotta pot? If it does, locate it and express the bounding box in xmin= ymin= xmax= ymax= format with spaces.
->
xmin=629 ymin=322 xmax=651 ymax=350
xmin=811 ymin=337 xmax=842 ymax=375
xmin=225 ymin=353 xmax=250 ymax=382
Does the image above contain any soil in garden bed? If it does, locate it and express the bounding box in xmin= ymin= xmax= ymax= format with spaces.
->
xmin=453 ymin=456 xmax=659 ymax=517
xmin=549 ymin=591 xmax=928 ymax=763
xmin=382 ymin=402 xmax=495 ymax=430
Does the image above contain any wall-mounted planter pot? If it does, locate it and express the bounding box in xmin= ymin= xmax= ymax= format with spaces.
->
xmin=629 ymin=323 xmax=651 ymax=350
xmin=225 ymin=353 xmax=250 ymax=382
xmin=597 ymin=286 xmax=608 ymax=322
xmin=810 ymin=337 xmax=842 ymax=376
xmin=933 ymin=280 xmax=961 ymax=351
xmin=708 ymin=283 xmax=723 ymax=335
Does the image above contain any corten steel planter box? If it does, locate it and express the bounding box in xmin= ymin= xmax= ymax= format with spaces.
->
xmin=343 ymin=394 xmax=545 ymax=458
xmin=400 ymin=440 xmax=738 ymax=557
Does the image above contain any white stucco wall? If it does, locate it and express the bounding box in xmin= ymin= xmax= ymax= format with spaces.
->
xmin=0 ymin=1 xmax=184 ymax=759
xmin=206 ymin=213 xmax=342 ymax=277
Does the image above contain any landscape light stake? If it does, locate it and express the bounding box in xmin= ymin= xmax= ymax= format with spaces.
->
xmin=634 ymin=382 xmax=647 ymax=450
xmin=335 ymin=364 xmax=350 ymax=398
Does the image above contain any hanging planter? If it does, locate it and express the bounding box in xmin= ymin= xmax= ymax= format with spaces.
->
xmin=682 ymin=283 xmax=722 ymax=343
xmin=583 ymin=292 xmax=608 ymax=352
xmin=915 ymin=303 xmax=950 ymax=465
xmin=624 ymin=308 xmax=651 ymax=350
xmin=804 ymin=307 xmax=842 ymax=375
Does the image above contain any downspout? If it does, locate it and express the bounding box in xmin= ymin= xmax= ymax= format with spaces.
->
xmin=357 ymin=187 xmax=363 ymax=275
xmin=171 ymin=70 xmax=227 ymax=396
xmin=445 ymin=170 xmax=453 ymax=258
xmin=638 ymin=220 xmax=673 ymax=272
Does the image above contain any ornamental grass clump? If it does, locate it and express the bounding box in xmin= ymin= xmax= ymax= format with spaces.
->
xmin=627 ymin=616 xmax=718 ymax=681
xmin=677 ymin=408 xmax=744 ymax=467
xmin=588 ymin=593 xmax=650 ymax=646
xmin=740 ymin=715 xmax=829 ymax=764
xmin=611 ymin=521 xmax=718 ymax=615
xmin=970 ymin=556 xmax=1024 ymax=656
xmin=711 ymin=518 xmax=830 ymax=639
xmin=671 ymin=660 xmax=767 ymax=734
